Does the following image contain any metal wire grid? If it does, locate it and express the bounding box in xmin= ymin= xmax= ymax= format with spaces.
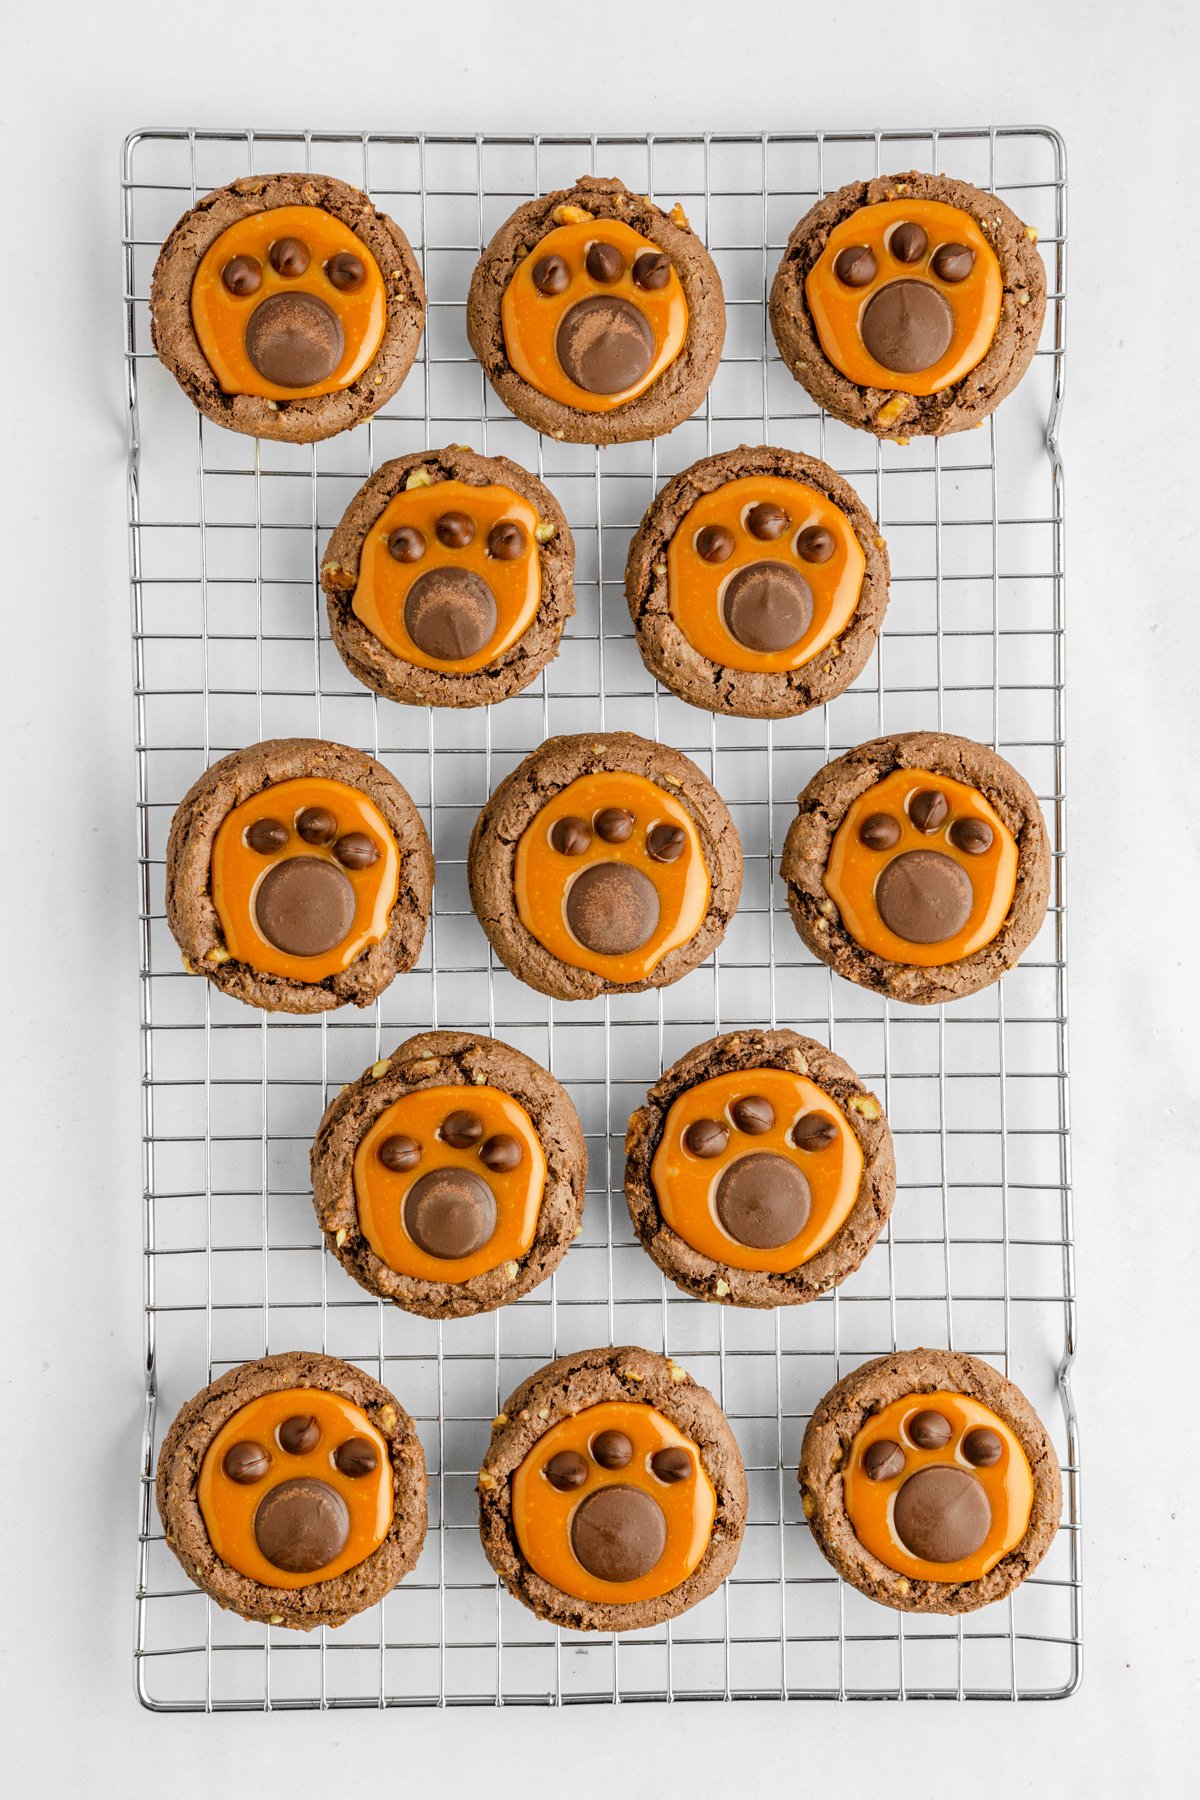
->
xmin=123 ymin=125 xmax=1077 ymax=1710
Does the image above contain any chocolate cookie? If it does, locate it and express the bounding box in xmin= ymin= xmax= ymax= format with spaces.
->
xmin=625 ymin=1029 xmax=895 ymax=1307
xmin=780 ymin=732 xmax=1050 ymax=1004
xmin=625 ymin=445 xmax=890 ymax=717
xmin=799 ymin=1349 xmax=1061 ymax=1614
xmin=311 ymin=1030 xmax=587 ymax=1319
xmin=156 ymin=1352 xmax=427 ymax=1630
xmin=769 ymin=172 xmax=1046 ymax=439
xmin=150 ymin=172 xmax=425 ymax=443
xmin=468 ymin=731 xmax=743 ymax=1000
xmin=320 ymin=446 xmax=574 ymax=707
xmin=478 ymin=1346 xmax=746 ymax=1632
xmin=467 ymin=176 xmax=724 ymax=444
xmin=166 ymin=737 xmax=433 ymax=1013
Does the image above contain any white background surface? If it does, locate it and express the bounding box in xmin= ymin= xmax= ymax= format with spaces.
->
xmin=1 ymin=0 xmax=1195 ymax=1790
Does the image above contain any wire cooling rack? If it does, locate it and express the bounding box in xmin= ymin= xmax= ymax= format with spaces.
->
xmin=123 ymin=125 xmax=1076 ymax=1709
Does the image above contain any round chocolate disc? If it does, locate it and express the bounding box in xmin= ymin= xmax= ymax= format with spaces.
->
xmin=403 ymin=567 xmax=497 ymax=662
xmin=874 ymin=850 xmax=973 ymax=945
xmin=569 ymin=1485 xmax=667 ymax=1583
xmin=860 ymin=280 xmax=954 ymax=375
xmin=565 ymin=863 xmax=660 ymax=956
xmin=862 ymin=1438 xmax=905 ymax=1483
xmin=892 ymin=1466 xmax=991 ymax=1564
xmin=253 ymin=1477 xmax=350 ymax=1574
xmin=253 ymin=856 xmax=356 ymax=957
xmin=714 ymin=1152 xmax=811 ymax=1249
xmin=244 ymin=292 xmax=344 ymax=387
xmin=403 ymin=1167 xmax=497 ymax=1260
xmin=556 ymin=296 xmax=655 ymax=394
xmin=722 ymin=562 xmax=813 ymax=654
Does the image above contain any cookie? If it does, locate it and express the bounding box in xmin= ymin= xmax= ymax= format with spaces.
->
xmin=150 ymin=172 xmax=425 ymax=443
xmin=166 ymin=737 xmax=433 ymax=1014
xmin=468 ymin=731 xmax=743 ymax=1000
xmin=310 ymin=1030 xmax=587 ymax=1319
xmin=467 ymin=176 xmax=724 ymax=444
xmin=478 ymin=1346 xmax=746 ymax=1632
xmin=799 ymin=1349 xmax=1061 ymax=1614
xmin=625 ymin=1029 xmax=895 ymax=1307
xmin=156 ymin=1352 xmax=427 ymax=1631
xmin=320 ymin=446 xmax=574 ymax=707
xmin=625 ymin=445 xmax=890 ymax=718
xmin=780 ymin=732 xmax=1050 ymax=1005
xmin=769 ymin=172 xmax=1046 ymax=439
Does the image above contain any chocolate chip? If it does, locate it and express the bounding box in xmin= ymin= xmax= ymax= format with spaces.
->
xmin=570 ymin=1485 xmax=667 ymax=1582
xmin=633 ymin=249 xmax=671 ymax=289
xmin=246 ymin=817 xmax=288 ymax=855
xmin=332 ymin=832 xmax=378 ymax=870
xmin=833 ymin=244 xmax=877 ymax=287
xmin=441 ymin=1109 xmax=484 ymax=1149
xmin=592 ymin=1430 xmax=633 ymax=1470
xmin=326 ymin=251 xmax=366 ymax=293
xmin=480 ymin=1133 xmax=522 ymax=1173
xmin=545 ymin=1450 xmax=588 ymax=1491
xmin=931 ymin=243 xmax=975 ymax=283
xmin=334 ymin=1437 xmax=379 ymax=1477
xmin=893 ymin=1466 xmax=990 ymax=1563
xmin=253 ymin=1477 xmax=349 ymax=1574
xmin=532 ymin=253 xmax=570 ymax=295
xmin=796 ymin=524 xmax=836 ymax=564
xmin=963 ymin=1427 xmax=1003 ymax=1468
xmin=792 ymin=1112 xmax=837 ymax=1152
xmin=863 ymin=1439 xmax=905 ymax=1482
xmin=585 ymin=241 xmax=624 ymax=284
xmin=647 ymin=822 xmax=687 ymax=864
xmin=388 ymin=525 xmax=426 ymax=563
xmin=297 ymin=807 xmax=338 ymax=845
xmin=253 ymin=857 xmax=355 ymax=957
xmin=487 ymin=520 xmax=527 ymax=560
xmin=550 ymin=815 xmax=592 ymax=856
xmin=746 ymin=501 xmax=789 ymax=541
xmin=722 ymin=561 xmax=813 ymax=653
xmin=565 ymin=863 xmax=660 ymax=955
xmin=908 ymin=1409 xmax=952 ymax=1450
xmin=222 ymin=254 xmax=262 ymax=297
xmin=889 ymin=222 xmax=928 ymax=264
xmin=270 ymin=237 xmax=310 ymax=277
xmin=684 ymin=1118 xmax=730 ymax=1159
xmin=279 ymin=1414 xmax=321 ymax=1456
xmin=696 ymin=523 xmax=735 ymax=563
xmin=595 ymin=806 xmax=635 ymax=844
xmin=730 ymin=1095 xmax=774 ymax=1135
xmin=223 ymin=1441 xmax=270 ymax=1485
xmin=875 ymin=850 xmax=972 ymax=944
xmin=556 ymin=296 xmax=655 ymax=394
xmin=909 ymin=789 xmax=949 ymax=833
xmin=379 ymin=1134 xmax=421 ymax=1173
xmin=950 ymin=817 xmax=994 ymax=856
xmin=404 ymin=568 xmax=497 ymax=661
xmin=650 ymin=1446 xmax=692 ymax=1484
xmin=859 ymin=812 xmax=901 ymax=851
xmin=860 ymin=280 xmax=953 ymax=374
xmin=245 ymin=291 xmax=345 ymax=386
xmin=435 ymin=511 xmax=474 ymax=549
xmin=715 ymin=1152 xmax=811 ymax=1249
xmin=404 ymin=1167 xmax=496 ymax=1258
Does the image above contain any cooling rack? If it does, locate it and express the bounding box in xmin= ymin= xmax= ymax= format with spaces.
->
xmin=123 ymin=124 xmax=1077 ymax=1709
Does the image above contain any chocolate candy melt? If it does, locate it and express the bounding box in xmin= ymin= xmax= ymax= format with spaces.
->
xmin=931 ymin=243 xmax=975 ymax=283
xmin=480 ymin=1133 xmax=523 ymax=1173
xmin=566 ymin=863 xmax=660 ymax=955
xmin=892 ymin=1466 xmax=991 ymax=1563
xmin=223 ymin=1441 xmax=271 ymax=1485
xmin=595 ymin=806 xmax=634 ymax=843
xmin=403 ymin=1168 xmax=497 ymax=1259
xmin=245 ymin=292 xmax=344 ymax=386
xmin=647 ymin=822 xmax=687 ymax=864
xmin=746 ymin=501 xmax=789 ymax=541
xmin=909 ymin=788 xmax=949 ymax=833
xmin=650 ymin=1446 xmax=692 ymax=1484
xmin=859 ymin=812 xmax=901 ymax=851
xmin=592 ymin=1430 xmax=633 ymax=1469
xmin=908 ymin=1409 xmax=952 ymax=1450
xmin=950 ymin=817 xmax=995 ymax=856
xmin=550 ymin=815 xmax=592 ymax=856
xmin=222 ymin=254 xmax=262 ymax=297
xmin=730 ymin=1094 xmax=774 ymax=1135
xmin=279 ymin=1414 xmax=321 ymax=1456
xmin=254 ymin=856 xmax=356 ymax=956
xmin=326 ymin=251 xmax=366 ymax=293
xmin=379 ymin=1134 xmax=421 ymax=1173
xmin=685 ymin=1117 xmax=730 ymax=1159
xmin=556 ymin=296 xmax=655 ymax=394
xmin=570 ymin=1485 xmax=667 ymax=1582
xmin=834 ymin=244 xmax=877 ymax=288
xmin=332 ymin=832 xmax=378 ymax=870
xmin=792 ymin=1112 xmax=838 ymax=1153
xmin=388 ymin=525 xmax=426 ymax=563
xmin=696 ymin=523 xmax=735 ymax=564
xmin=585 ymin=241 xmax=624 ymax=283
xmin=796 ymin=524 xmax=836 ymax=564
xmin=863 ymin=1439 xmax=905 ymax=1482
xmin=532 ymin=253 xmax=570 ymax=295
xmin=545 ymin=1450 xmax=588 ymax=1491
xmin=860 ymin=280 xmax=953 ymax=375
xmin=889 ymin=222 xmax=928 ymax=264
xmin=874 ymin=850 xmax=973 ymax=945
xmin=722 ymin=561 xmax=813 ymax=653
xmin=269 ymin=237 xmax=310 ymax=277
xmin=633 ymin=249 xmax=671 ymax=290
xmin=253 ymin=1477 xmax=350 ymax=1574
xmin=442 ymin=1110 xmax=484 ymax=1149
xmin=715 ymin=1152 xmax=811 ymax=1249
xmin=297 ymin=806 xmax=338 ymax=845
xmin=963 ymin=1427 xmax=1003 ymax=1468
xmin=487 ymin=520 xmax=527 ymax=560
xmin=404 ymin=567 xmax=497 ymax=661
xmin=246 ymin=817 xmax=288 ymax=855
xmin=334 ymin=1437 xmax=379 ymax=1477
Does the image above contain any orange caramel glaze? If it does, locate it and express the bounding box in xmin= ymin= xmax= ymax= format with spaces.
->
xmin=823 ymin=768 xmax=1017 ymax=967
xmin=843 ymin=1391 xmax=1033 ymax=1583
xmin=666 ymin=474 xmax=867 ymax=673
xmin=805 ymin=199 xmax=1002 ymax=395
xmin=198 ymin=1388 xmax=393 ymax=1589
xmin=511 ymin=1401 xmax=716 ymax=1604
xmin=501 ymin=219 xmax=687 ymax=412
xmin=191 ymin=206 xmax=387 ymax=400
xmin=210 ymin=776 xmax=400 ymax=983
xmin=353 ymin=1083 xmax=547 ymax=1282
xmin=650 ymin=1067 xmax=864 ymax=1272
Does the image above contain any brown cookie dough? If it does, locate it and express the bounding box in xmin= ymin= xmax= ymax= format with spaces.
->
xmin=769 ymin=172 xmax=1046 ymax=438
xmin=780 ymin=732 xmax=1050 ymax=1004
xmin=467 ymin=176 xmax=724 ymax=444
xmin=150 ymin=172 xmax=425 ymax=444
xmin=166 ymin=737 xmax=433 ymax=1014
xmin=625 ymin=1029 xmax=895 ymax=1307
xmin=467 ymin=731 xmax=743 ymax=1000
xmin=310 ymin=1030 xmax=587 ymax=1319
xmin=799 ymin=1349 xmax=1062 ymax=1614
xmin=156 ymin=1352 xmax=427 ymax=1631
xmin=320 ymin=446 xmax=574 ymax=707
xmin=625 ymin=445 xmax=890 ymax=717
xmin=478 ymin=1346 xmax=747 ymax=1632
